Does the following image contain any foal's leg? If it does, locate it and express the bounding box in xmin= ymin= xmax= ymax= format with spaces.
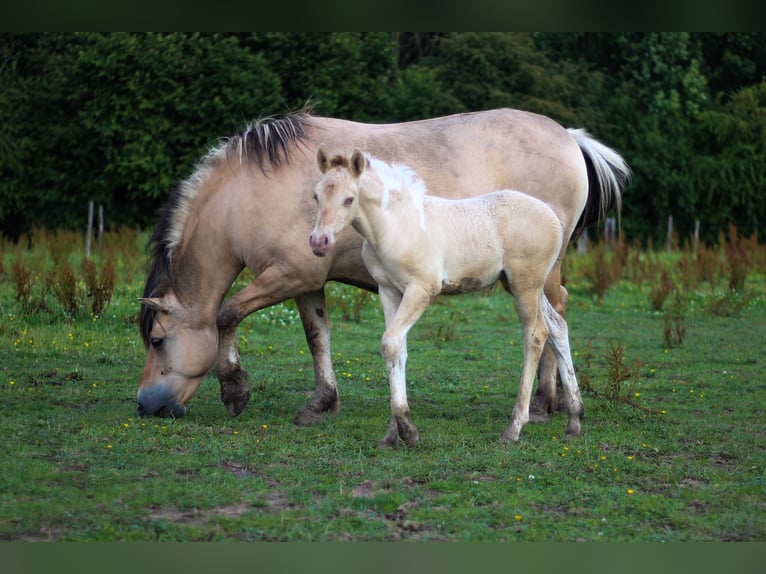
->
xmin=377 ymin=285 xmax=430 ymax=449
xmin=501 ymin=289 xmax=549 ymax=443
xmin=541 ymin=296 xmax=584 ymax=437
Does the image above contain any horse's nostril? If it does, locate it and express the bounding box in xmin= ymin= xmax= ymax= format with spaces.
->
xmin=137 ymin=402 xmax=147 ymax=416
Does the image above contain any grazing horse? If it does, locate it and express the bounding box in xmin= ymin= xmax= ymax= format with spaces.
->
xmin=137 ymin=107 xmax=629 ymax=424
xmin=310 ymin=147 xmax=584 ymax=446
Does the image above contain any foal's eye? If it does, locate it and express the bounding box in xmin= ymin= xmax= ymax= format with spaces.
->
xmin=344 ymin=197 xmax=354 ymax=206
xmin=313 ymin=193 xmax=318 ymax=203
xmin=150 ymin=337 xmax=164 ymax=349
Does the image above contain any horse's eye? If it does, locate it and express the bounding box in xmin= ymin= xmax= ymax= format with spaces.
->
xmin=344 ymin=197 xmax=354 ymax=206
xmin=150 ymin=337 xmax=164 ymax=349
xmin=313 ymin=193 xmax=318 ymax=203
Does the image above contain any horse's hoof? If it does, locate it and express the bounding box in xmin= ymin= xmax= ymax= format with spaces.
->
xmin=565 ymin=422 xmax=583 ymax=438
xmin=377 ymin=437 xmax=399 ymax=449
xmin=528 ymin=411 xmax=550 ymax=424
xmin=401 ymin=429 xmax=419 ymax=448
xmin=223 ymin=389 xmax=251 ymax=417
xmin=220 ymin=383 xmax=251 ymax=417
xmin=529 ymin=395 xmax=553 ymax=419
xmin=218 ymin=365 xmax=251 ymax=417
xmin=293 ymin=408 xmax=326 ymax=426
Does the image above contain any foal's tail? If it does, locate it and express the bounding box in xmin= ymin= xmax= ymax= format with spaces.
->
xmin=568 ymin=128 xmax=631 ymax=240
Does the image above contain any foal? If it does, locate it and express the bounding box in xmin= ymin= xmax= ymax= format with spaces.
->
xmin=309 ymin=146 xmax=584 ymax=447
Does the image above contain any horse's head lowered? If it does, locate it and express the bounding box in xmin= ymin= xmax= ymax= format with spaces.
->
xmin=138 ymin=292 xmax=218 ymax=418
xmin=309 ymin=145 xmax=368 ymax=257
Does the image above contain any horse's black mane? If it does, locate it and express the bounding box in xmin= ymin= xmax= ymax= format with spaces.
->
xmin=139 ymin=107 xmax=315 ymax=347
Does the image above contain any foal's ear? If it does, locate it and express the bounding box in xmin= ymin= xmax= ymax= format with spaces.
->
xmin=350 ymin=148 xmax=366 ymax=177
xmin=316 ymin=144 xmax=331 ymax=174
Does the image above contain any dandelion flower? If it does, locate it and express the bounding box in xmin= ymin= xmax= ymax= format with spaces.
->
xmin=627 ymin=489 xmax=634 ymax=495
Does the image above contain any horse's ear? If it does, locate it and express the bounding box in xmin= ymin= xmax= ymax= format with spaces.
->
xmin=350 ymin=148 xmax=366 ymax=178
xmin=316 ymin=144 xmax=331 ymax=174
xmin=138 ymin=297 xmax=172 ymax=314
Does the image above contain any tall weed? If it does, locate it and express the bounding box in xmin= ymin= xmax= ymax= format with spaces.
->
xmin=663 ymin=291 xmax=689 ymax=348
xmin=82 ymin=257 xmax=117 ymax=317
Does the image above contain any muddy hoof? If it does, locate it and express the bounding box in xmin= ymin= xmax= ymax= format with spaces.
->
xmin=529 ymin=395 xmax=553 ymax=423
xmin=378 ymin=436 xmax=399 ymax=449
xmin=218 ymin=367 xmax=251 ymax=417
xmin=528 ymin=411 xmax=550 ymax=424
xmin=293 ymin=408 xmax=327 ymax=426
xmin=223 ymin=387 xmax=251 ymax=417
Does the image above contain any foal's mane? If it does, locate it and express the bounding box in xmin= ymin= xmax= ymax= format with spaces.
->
xmin=140 ymin=107 xmax=315 ymax=347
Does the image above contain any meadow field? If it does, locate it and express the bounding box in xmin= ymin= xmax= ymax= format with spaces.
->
xmin=1 ymin=228 xmax=764 ymax=542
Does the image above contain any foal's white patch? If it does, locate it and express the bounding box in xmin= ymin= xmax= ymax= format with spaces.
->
xmin=365 ymin=154 xmax=428 ymax=230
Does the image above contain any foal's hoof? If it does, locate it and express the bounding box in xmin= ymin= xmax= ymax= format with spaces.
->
xmin=500 ymin=427 xmax=521 ymax=444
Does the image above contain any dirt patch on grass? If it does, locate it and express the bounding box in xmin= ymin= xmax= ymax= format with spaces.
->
xmin=146 ymin=503 xmax=251 ymax=525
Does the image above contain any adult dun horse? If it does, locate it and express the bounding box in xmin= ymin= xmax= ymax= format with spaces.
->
xmin=138 ymin=107 xmax=629 ymax=423
xmin=310 ymin=147 xmax=584 ymax=446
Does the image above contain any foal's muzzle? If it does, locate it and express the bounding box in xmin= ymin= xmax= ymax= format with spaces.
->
xmin=309 ymin=231 xmax=333 ymax=257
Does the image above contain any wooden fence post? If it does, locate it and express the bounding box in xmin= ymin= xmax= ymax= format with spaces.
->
xmin=98 ymin=204 xmax=104 ymax=253
xmin=577 ymin=229 xmax=588 ymax=254
xmin=667 ymin=215 xmax=673 ymax=253
xmin=693 ymin=219 xmax=700 ymax=255
xmin=86 ymin=201 xmax=94 ymax=257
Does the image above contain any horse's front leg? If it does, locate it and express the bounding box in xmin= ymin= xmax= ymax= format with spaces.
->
xmin=292 ymin=288 xmax=341 ymax=425
xmin=215 ymin=266 xmax=311 ymax=418
xmin=377 ymin=285 xmax=429 ymax=449
xmin=216 ymin=297 xmax=252 ymax=417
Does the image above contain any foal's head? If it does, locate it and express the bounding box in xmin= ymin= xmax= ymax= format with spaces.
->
xmin=309 ymin=145 xmax=368 ymax=257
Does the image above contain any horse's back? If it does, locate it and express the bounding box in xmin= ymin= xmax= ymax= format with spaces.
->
xmin=308 ymin=109 xmax=585 ymax=219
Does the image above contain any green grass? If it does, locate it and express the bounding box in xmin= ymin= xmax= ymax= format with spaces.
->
xmin=1 ymin=237 xmax=765 ymax=541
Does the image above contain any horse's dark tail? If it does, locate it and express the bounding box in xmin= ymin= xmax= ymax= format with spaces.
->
xmin=568 ymin=128 xmax=631 ymax=240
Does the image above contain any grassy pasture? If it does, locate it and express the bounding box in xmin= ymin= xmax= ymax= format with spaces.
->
xmin=1 ymin=229 xmax=765 ymax=541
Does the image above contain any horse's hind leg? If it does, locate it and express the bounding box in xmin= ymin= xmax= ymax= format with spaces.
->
xmin=501 ymin=288 xmax=548 ymax=443
xmin=530 ymin=276 xmax=569 ymax=421
xmin=293 ymin=289 xmax=341 ymax=424
xmin=541 ymin=296 xmax=584 ymax=437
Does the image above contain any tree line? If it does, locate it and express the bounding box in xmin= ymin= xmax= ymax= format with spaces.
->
xmin=1 ymin=32 xmax=764 ymax=245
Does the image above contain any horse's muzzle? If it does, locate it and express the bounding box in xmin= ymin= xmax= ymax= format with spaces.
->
xmin=137 ymin=386 xmax=188 ymax=418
